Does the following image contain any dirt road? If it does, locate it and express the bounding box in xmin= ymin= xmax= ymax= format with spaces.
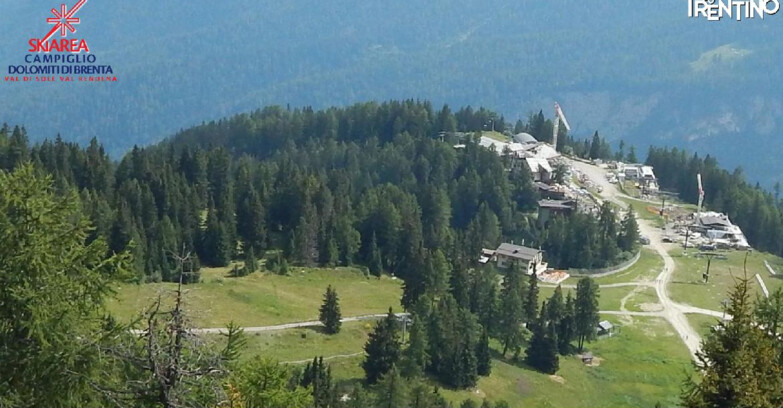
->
xmin=131 ymin=313 xmax=410 ymax=335
xmin=569 ymin=159 xmax=704 ymax=359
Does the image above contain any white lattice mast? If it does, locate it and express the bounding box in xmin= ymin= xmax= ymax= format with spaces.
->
xmin=552 ymin=102 xmax=571 ymax=150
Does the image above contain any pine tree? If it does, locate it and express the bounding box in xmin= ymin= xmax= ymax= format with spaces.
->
xmin=301 ymin=357 xmax=334 ymax=408
xmin=372 ymin=365 xmax=408 ymax=408
xmin=243 ymin=245 xmax=258 ymax=275
xmin=525 ymin=301 xmax=559 ymax=374
xmin=369 ymin=232 xmax=383 ymax=276
xmin=597 ymin=202 xmax=619 ymax=265
xmin=348 ymin=385 xmax=370 ymax=408
xmin=589 ymin=131 xmax=601 ymax=160
xmin=460 ymin=399 xmax=479 ymax=408
xmin=319 ymin=285 xmax=342 ymax=335
xmin=476 ymin=328 xmax=492 ymax=376
xmin=558 ymin=292 xmax=576 ymax=355
xmin=627 ymin=146 xmax=638 ymax=163
xmin=408 ymin=380 xmax=442 ymax=408
xmin=456 ymin=339 xmax=479 ymax=388
xmin=499 ymin=264 xmax=525 ymax=357
xmin=0 ymin=165 xmax=131 ymax=406
xmin=234 ymin=357 xmax=313 ymax=408
xmin=683 ymin=276 xmax=783 ymax=408
xmin=401 ymin=311 xmax=429 ymax=379
xmin=471 ymin=268 xmax=499 ymax=338
xmin=575 ymin=277 xmax=600 ymax=351
xmin=363 ymin=308 xmax=402 ymax=384
xmin=202 ymin=199 xmax=231 ymax=267
xmin=525 ymin=272 xmax=539 ymax=324
xmin=454 ymin=308 xmax=479 ymax=388
xmin=450 ymin=264 xmax=471 ymax=309
xmin=618 ymin=207 xmax=640 ymax=252
xmin=425 ymin=249 xmax=452 ymax=300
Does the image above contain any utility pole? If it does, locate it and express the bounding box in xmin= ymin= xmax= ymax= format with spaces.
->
xmin=698 ymin=252 xmax=723 ymax=283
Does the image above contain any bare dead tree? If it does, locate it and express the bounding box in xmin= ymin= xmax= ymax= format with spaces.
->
xmin=87 ymin=247 xmax=245 ymax=408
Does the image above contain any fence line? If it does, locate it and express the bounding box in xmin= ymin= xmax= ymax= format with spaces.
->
xmin=569 ymin=250 xmax=642 ymax=278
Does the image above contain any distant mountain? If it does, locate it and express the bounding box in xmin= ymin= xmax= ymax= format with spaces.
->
xmin=1 ymin=0 xmax=782 ymax=184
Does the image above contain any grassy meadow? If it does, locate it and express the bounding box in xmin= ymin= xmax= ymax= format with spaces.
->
xmin=107 ymin=265 xmax=403 ymax=328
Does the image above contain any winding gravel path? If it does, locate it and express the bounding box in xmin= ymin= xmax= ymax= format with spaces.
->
xmin=570 ymin=159 xmax=714 ymax=360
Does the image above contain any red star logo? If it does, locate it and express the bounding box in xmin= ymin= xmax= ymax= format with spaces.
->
xmin=42 ymin=0 xmax=87 ymax=43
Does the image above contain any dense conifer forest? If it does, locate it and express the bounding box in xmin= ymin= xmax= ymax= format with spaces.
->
xmin=0 ymin=101 xmax=627 ymax=288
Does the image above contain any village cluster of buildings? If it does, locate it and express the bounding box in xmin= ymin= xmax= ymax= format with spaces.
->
xmin=607 ymin=162 xmax=659 ymax=194
xmin=474 ymin=132 xmax=562 ymax=182
xmin=665 ymin=211 xmax=751 ymax=250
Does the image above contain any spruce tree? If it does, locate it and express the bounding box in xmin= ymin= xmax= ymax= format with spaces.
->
xmin=348 ymin=385 xmax=370 ymax=408
xmin=589 ymin=131 xmax=601 ymax=160
xmin=683 ymin=276 xmax=783 ymax=408
xmin=559 ymin=292 xmax=576 ymax=355
xmin=575 ymin=277 xmax=600 ymax=351
xmin=369 ymin=232 xmax=383 ymax=276
xmin=243 ymin=245 xmax=258 ymax=275
xmin=319 ymin=285 xmax=342 ymax=335
xmin=450 ymin=264 xmax=471 ymax=309
xmin=401 ymin=311 xmax=429 ymax=379
xmin=618 ymin=207 xmax=640 ymax=252
xmin=363 ymin=308 xmax=401 ymax=384
xmin=453 ymin=306 xmax=480 ymax=388
xmin=546 ymin=285 xmax=564 ymax=325
xmin=499 ymin=264 xmax=525 ymax=357
xmin=460 ymin=399 xmax=479 ymax=408
xmin=0 ymin=165 xmax=131 ymax=407
xmin=626 ymin=146 xmax=638 ymax=163
xmin=301 ymin=357 xmax=334 ymax=408
xmin=525 ymin=302 xmax=559 ymax=374
xmin=476 ymin=328 xmax=492 ymax=376
xmin=409 ymin=381 xmax=442 ymax=408
xmin=202 ymin=199 xmax=231 ymax=267
xmin=525 ymin=272 xmax=539 ymax=324
xmin=372 ymin=365 xmax=408 ymax=408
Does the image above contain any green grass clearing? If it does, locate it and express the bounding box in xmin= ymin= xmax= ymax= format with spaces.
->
xmin=686 ymin=313 xmax=723 ymax=338
xmin=564 ymin=248 xmax=663 ymax=286
xmin=108 ymin=266 xmax=403 ymax=328
xmin=624 ymin=287 xmax=661 ymax=313
xmin=236 ymin=321 xmax=373 ymax=364
xmin=230 ymin=315 xmax=692 ymax=408
xmin=668 ymin=249 xmax=783 ymax=311
xmin=441 ymin=316 xmax=691 ymax=408
xmin=539 ymin=285 xmax=634 ymax=312
xmin=482 ymin=131 xmax=510 ymax=142
xmin=620 ymin=197 xmax=664 ymax=228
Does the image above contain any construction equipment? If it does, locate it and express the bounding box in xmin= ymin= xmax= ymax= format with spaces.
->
xmin=552 ymin=102 xmax=571 ymax=150
xmin=685 ymin=174 xmax=705 ymax=255
xmin=697 ymin=173 xmax=705 ymax=216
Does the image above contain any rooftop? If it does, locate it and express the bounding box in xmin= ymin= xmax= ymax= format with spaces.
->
xmin=525 ymin=157 xmax=553 ymax=174
xmin=538 ymin=199 xmax=575 ymax=210
xmin=700 ymin=215 xmax=732 ymax=228
xmin=513 ymin=132 xmax=538 ymax=144
xmin=496 ymin=243 xmax=541 ymax=261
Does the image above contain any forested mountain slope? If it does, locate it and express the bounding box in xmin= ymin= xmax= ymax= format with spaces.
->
xmin=0 ymin=101 xmax=635 ymax=293
xmin=2 ymin=1 xmax=782 ymax=184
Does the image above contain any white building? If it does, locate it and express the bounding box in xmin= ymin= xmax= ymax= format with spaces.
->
xmin=483 ymin=243 xmax=547 ymax=275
